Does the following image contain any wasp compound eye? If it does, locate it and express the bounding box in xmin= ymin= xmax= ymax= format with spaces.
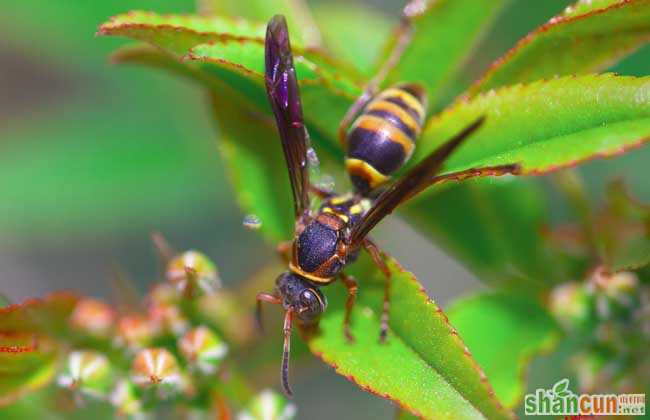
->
xmin=297 ymin=288 xmax=326 ymax=322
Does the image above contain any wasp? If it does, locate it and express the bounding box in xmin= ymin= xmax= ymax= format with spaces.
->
xmin=256 ymin=14 xmax=519 ymax=396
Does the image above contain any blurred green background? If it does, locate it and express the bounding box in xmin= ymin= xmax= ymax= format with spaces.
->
xmin=1 ymin=0 xmax=648 ymax=418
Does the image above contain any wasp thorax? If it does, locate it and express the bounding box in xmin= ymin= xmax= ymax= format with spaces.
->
xmin=276 ymin=272 xmax=327 ymax=322
xmin=294 ymin=213 xmax=348 ymax=281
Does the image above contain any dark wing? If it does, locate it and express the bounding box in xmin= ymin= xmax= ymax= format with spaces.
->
xmin=350 ymin=116 xmax=497 ymax=248
xmin=265 ymin=15 xmax=311 ymax=217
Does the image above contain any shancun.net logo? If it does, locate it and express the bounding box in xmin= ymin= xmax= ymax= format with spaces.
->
xmin=524 ymin=379 xmax=645 ymax=416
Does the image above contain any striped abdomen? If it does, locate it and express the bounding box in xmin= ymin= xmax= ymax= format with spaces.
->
xmin=345 ymin=83 xmax=427 ymax=195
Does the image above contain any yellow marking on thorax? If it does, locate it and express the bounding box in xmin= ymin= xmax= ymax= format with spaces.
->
xmin=366 ymin=100 xmax=421 ymax=136
xmin=329 ymin=194 xmax=352 ymax=206
xmin=353 ymin=115 xmax=415 ymax=157
xmin=322 ymin=207 xmax=349 ymax=223
xmin=376 ymin=88 xmax=425 ymax=122
xmin=349 ymin=204 xmax=363 ymax=215
xmin=289 ymin=261 xmax=335 ymax=284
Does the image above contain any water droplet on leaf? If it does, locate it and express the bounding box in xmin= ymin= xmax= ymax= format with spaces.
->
xmin=243 ymin=214 xmax=262 ymax=230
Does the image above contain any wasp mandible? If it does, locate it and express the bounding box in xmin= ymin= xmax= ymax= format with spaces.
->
xmin=256 ymin=14 xmax=519 ymax=396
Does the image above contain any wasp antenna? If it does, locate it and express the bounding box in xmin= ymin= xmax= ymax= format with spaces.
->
xmin=256 ymin=293 xmax=282 ymax=333
xmin=281 ymin=309 xmax=294 ymax=397
xmin=255 ymin=300 xmax=265 ymax=333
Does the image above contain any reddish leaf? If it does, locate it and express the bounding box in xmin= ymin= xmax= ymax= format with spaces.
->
xmin=0 ymin=333 xmax=59 ymax=406
xmin=0 ymin=292 xmax=79 ymax=337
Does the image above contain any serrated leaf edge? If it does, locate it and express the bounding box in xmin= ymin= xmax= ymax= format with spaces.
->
xmin=469 ymin=0 xmax=650 ymax=95
xmin=308 ymin=255 xmax=513 ymax=419
xmin=185 ymin=40 xmax=358 ymax=100
xmin=0 ymin=332 xmax=38 ymax=354
xmin=96 ymin=10 xmax=265 ymax=41
xmin=449 ymin=292 xmax=563 ymax=408
xmin=0 ymin=334 xmax=59 ymax=406
xmin=0 ymin=292 xmax=78 ymax=320
xmin=426 ymin=73 xmax=650 ymax=176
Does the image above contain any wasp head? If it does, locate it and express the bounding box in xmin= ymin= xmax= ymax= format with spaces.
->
xmin=255 ymin=271 xmax=328 ymax=397
xmin=276 ymin=271 xmax=327 ymax=323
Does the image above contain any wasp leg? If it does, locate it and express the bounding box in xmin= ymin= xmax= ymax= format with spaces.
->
xmin=338 ymin=90 xmax=375 ymax=147
xmin=276 ymin=241 xmax=292 ymax=263
xmin=309 ymin=183 xmax=334 ymax=199
xmin=337 ymin=13 xmax=415 ymax=147
xmin=363 ymin=238 xmax=390 ymax=278
xmin=339 ymin=272 xmax=358 ymax=343
xmin=362 ymin=238 xmax=391 ymax=343
xmin=256 ymin=292 xmax=281 ymax=333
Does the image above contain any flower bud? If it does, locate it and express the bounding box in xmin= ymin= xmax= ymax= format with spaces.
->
xmin=549 ymin=282 xmax=595 ymax=332
xmin=110 ymin=379 xmax=142 ymax=416
xmin=589 ymin=268 xmax=640 ymax=321
xmin=57 ymin=350 xmax=114 ymax=399
xmin=115 ymin=315 xmax=159 ymax=350
xmin=238 ymin=389 xmax=296 ymax=420
xmin=166 ymin=251 xmax=221 ymax=296
xmin=131 ymin=348 xmax=184 ymax=392
xmin=179 ymin=326 xmax=228 ymax=374
xmin=70 ymin=298 xmax=114 ymax=338
xmin=148 ymin=302 xmax=188 ymax=336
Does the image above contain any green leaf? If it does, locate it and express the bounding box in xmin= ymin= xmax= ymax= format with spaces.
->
xmin=97 ymin=11 xmax=267 ymax=55
xmin=307 ymin=255 xmax=511 ymax=419
xmin=118 ymin=52 xmax=289 ymax=244
xmin=563 ymin=0 xmax=623 ymax=17
xmin=470 ymin=0 xmax=650 ymax=94
xmin=395 ymin=408 xmax=420 ymax=420
xmin=101 ymin=14 xmax=361 ymax=147
xmin=0 ymin=334 xmax=59 ymax=406
xmin=0 ymin=387 xmax=114 ymax=419
xmin=383 ymin=0 xmax=509 ymax=108
xmin=446 ymin=291 xmax=561 ymax=409
xmin=186 ymin=40 xmax=359 ymax=144
xmin=112 ymin=43 xmax=347 ymax=242
xmin=418 ymin=74 xmax=650 ymax=176
xmin=0 ymin=293 xmax=78 ymax=337
xmin=404 ymin=177 xmax=557 ymax=288
xmin=207 ymin=92 xmax=346 ymax=242
xmin=0 ymin=388 xmax=53 ymax=419
xmin=196 ymin=0 xmax=321 ymax=47
xmin=98 ymin=10 xmax=355 ymax=86
xmin=207 ymin=93 xmax=295 ymax=242
xmin=311 ymin=2 xmax=393 ymax=77
xmin=3 ymin=4 xmax=233 ymax=241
